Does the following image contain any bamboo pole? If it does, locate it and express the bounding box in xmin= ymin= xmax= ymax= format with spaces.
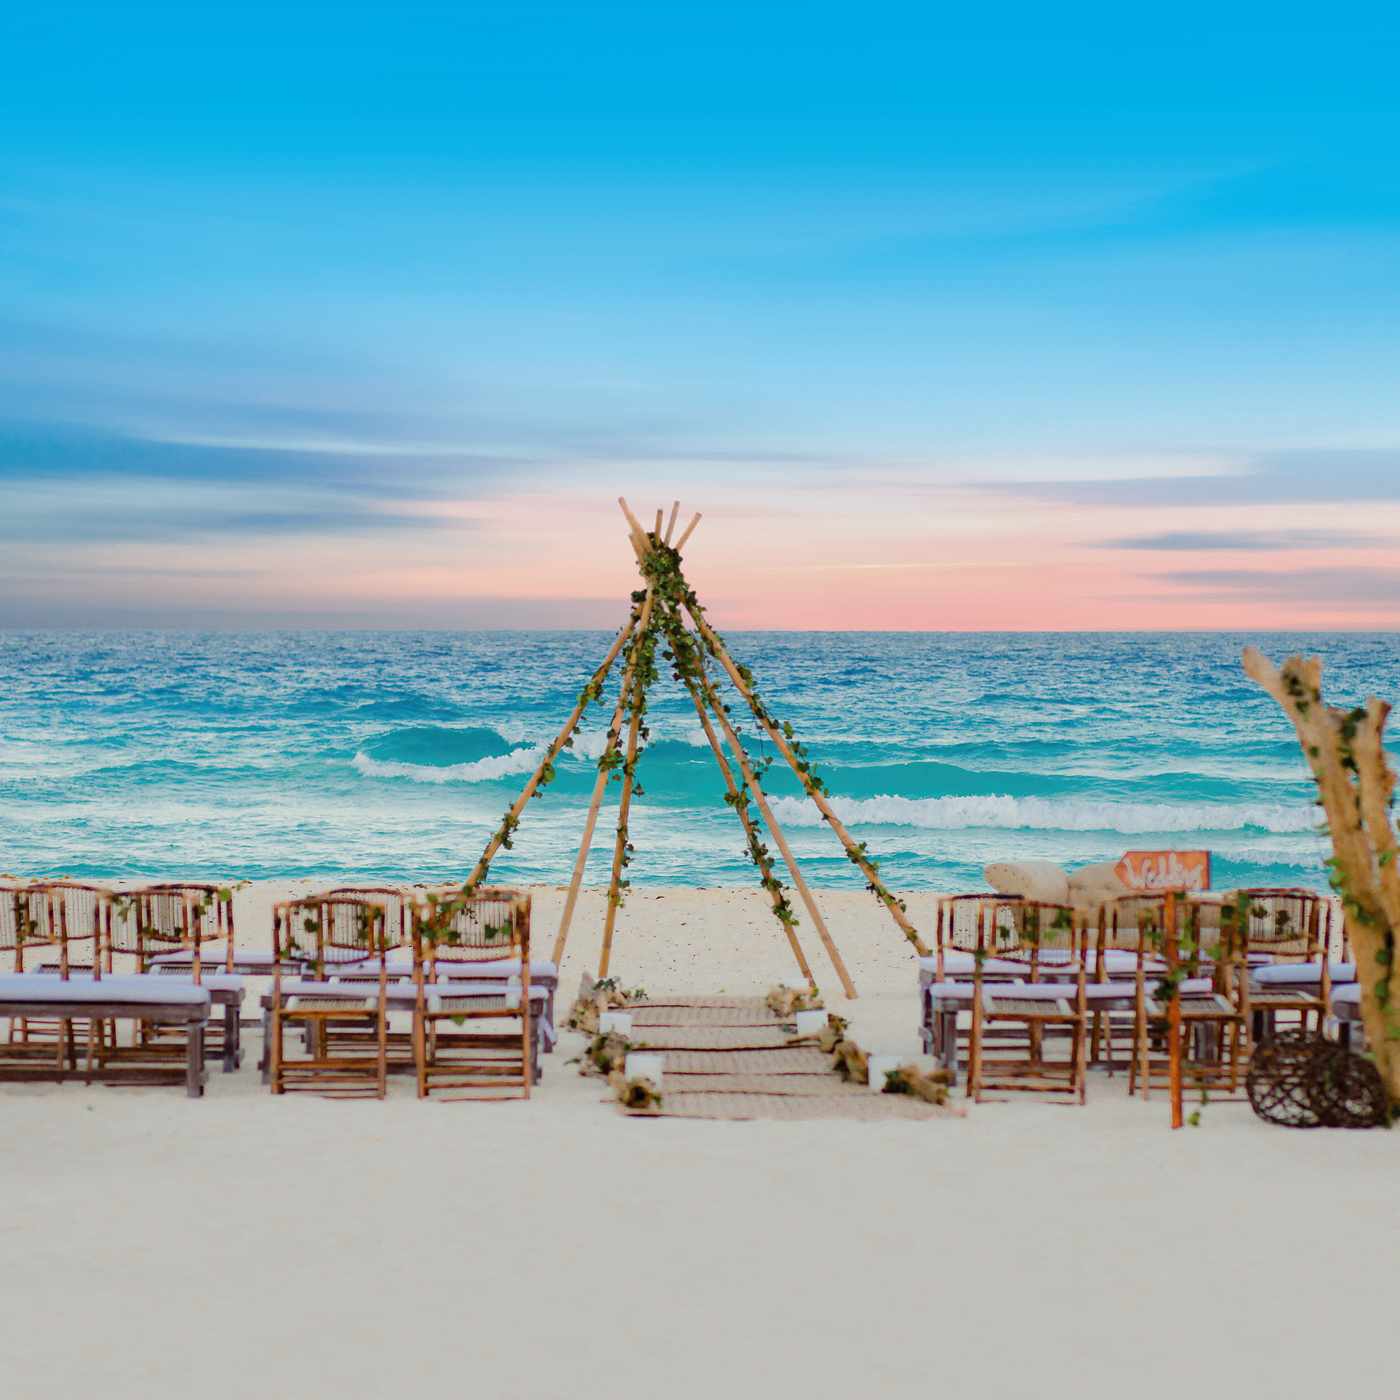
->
xmin=684 ymin=621 xmax=857 ymax=997
xmin=664 ymin=616 xmax=816 ymax=986
xmin=675 ymin=513 xmax=702 ymax=551
xmin=618 ymin=496 xmax=649 ymax=546
xmin=685 ymin=603 xmax=929 ymax=956
xmin=553 ymin=588 xmax=657 ymax=965
xmin=663 ymin=500 xmax=680 ymax=545
xmin=463 ymin=610 xmax=640 ymax=892
xmin=654 ymin=507 xmax=664 ymax=537
xmin=597 ymin=630 xmax=653 ymax=978
xmin=1166 ymin=890 xmax=1183 ymax=1130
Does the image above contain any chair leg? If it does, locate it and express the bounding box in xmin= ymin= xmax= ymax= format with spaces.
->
xmin=270 ymin=1008 xmax=284 ymax=1094
xmin=968 ymin=996 xmax=983 ymax=1102
xmin=186 ymin=1024 xmax=205 ymax=1098
xmin=376 ymin=1005 xmax=387 ymax=1099
xmin=413 ymin=1010 xmax=427 ymax=1098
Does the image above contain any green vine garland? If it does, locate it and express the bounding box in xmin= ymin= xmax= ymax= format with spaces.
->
xmin=639 ymin=537 xmax=918 ymax=945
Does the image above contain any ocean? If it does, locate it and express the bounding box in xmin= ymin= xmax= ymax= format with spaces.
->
xmin=2 ymin=630 xmax=1396 ymax=894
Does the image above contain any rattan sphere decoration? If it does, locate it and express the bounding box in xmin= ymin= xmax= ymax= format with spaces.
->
xmin=1306 ymin=1040 xmax=1390 ymax=1129
xmin=1247 ymin=1032 xmax=1389 ymax=1129
xmin=1246 ymin=1032 xmax=1324 ymax=1128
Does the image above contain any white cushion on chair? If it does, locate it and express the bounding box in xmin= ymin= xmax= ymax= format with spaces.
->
xmin=985 ymin=982 xmax=1072 ymax=1001
xmin=1082 ymin=982 xmax=1134 ymax=1001
xmin=918 ymin=955 xmax=1030 ymax=977
xmin=1087 ymin=950 xmax=1165 ymax=977
xmin=149 ymin=944 xmax=281 ymax=971
xmin=1331 ymin=984 xmax=1362 ymax=1009
xmin=151 ymin=972 xmax=245 ymax=992
xmin=348 ymin=954 xmax=559 ymax=981
xmin=0 ymin=973 xmax=209 ymax=1006
xmin=925 ymin=981 xmax=977 ymax=1002
xmin=1252 ymin=961 xmax=1356 ymax=987
xmin=1177 ymin=978 xmax=1216 ymax=997
xmin=424 ymin=982 xmax=549 ymax=1013
xmin=275 ymin=979 xmax=376 ymax=998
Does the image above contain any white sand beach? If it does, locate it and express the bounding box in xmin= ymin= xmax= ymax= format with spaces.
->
xmin=4 ymin=881 xmax=1393 ymax=1399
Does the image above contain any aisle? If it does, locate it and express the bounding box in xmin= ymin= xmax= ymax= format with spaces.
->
xmin=618 ymin=996 xmax=956 ymax=1121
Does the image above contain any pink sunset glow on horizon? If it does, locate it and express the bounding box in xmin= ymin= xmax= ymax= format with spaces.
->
xmin=21 ymin=465 xmax=1385 ymax=632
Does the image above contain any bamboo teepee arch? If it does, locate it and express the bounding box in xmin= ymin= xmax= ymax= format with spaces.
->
xmin=461 ymin=500 xmax=929 ymax=999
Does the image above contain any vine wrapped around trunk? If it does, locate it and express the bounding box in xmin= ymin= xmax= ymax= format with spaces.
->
xmin=1243 ymin=646 xmax=1400 ymax=1110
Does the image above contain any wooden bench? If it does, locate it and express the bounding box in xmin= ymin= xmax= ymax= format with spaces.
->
xmin=0 ymin=975 xmax=211 ymax=1097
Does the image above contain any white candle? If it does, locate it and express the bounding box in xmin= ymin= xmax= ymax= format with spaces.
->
xmin=624 ymin=1052 xmax=664 ymax=1087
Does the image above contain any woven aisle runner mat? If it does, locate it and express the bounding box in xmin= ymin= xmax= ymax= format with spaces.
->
xmin=663 ymin=1048 xmax=830 ymax=1075
xmin=630 ymin=1006 xmax=780 ymax=1029
xmin=614 ymin=995 xmax=959 ymax=1121
xmin=627 ymin=997 xmax=769 ymax=1012
xmin=632 ymin=1026 xmax=795 ymax=1051
xmin=649 ymin=1093 xmax=951 ymax=1122
xmin=663 ymin=1073 xmax=869 ymax=1097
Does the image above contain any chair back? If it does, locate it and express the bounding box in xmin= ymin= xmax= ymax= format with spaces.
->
xmin=273 ymin=895 xmax=388 ymax=980
xmin=18 ymin=882 xmax=112 ymax=979
xmin=1225 ymin=888 xmax=1326 ymax=962
xmin=327 ymin=887 xmax=412 ymax=952
xmin=413 ymin=887 xmax=530 ymax=976
xmin=112 ymin=884 xmax=233 ymax=976
xmin=0 ymin=884 xmax=56 ymax=970
xmin=934 ymin=893 xmax=1022 ymax=977
xmin=978 ymin=900 xmax=1083 ymax=980
xmin=1104 ymin=893 xmax=1175 ymax=952
xmin=1105 ymin=892 xmax=1229 ymax=994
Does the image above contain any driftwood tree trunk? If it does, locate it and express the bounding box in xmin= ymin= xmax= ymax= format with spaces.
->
xmin=1243 ymin=647 xmax=1400 ymax=1105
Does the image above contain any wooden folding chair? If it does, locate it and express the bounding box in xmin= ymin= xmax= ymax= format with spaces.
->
xmin=100 ymin=885 xmax=245 ymax=1072
xmin=967 ymin=901 xmax=1090 ymax=1103
xmin=412 ymin=887 xmax=536 ymax=1100
xmin=316 ymin=886 xmax=417 ymax=1062
xmin=922 ymin=893 xmax=1024 ymax=1070
xmin=2 ymin=883 xmax=54 ymax=1051
xmin=6 ymin=882 xmax=111 ymax=1068
xmin=1085 ymin=894 xmax=1172 ymax=1072
xmin=1233 ymin=888 xmax=1336 ymax=1042
xmin=268 ymin=895 xmax=388 ymax=1098
xmin=1128 ymin=895 xmax=1246 ymax=1099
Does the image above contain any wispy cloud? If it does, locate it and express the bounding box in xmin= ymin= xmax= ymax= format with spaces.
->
xmin=981 ymin=449 xmax=1400 ymax=507
xmin=1161 ymin=567 xmax=1400 ymax=606
xmin=1098 ymin=528 xmax=1388 ymax=552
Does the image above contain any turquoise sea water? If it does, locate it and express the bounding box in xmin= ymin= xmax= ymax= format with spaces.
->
xmin=2 ymin=631 xmax=1397 ymax=893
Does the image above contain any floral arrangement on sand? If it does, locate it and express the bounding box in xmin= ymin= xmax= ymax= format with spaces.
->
xmin=829 ymin=1036 xmax=870 ymax=1085
xmin=611 ymin=1072 xmax=662 ymax=1113
xmin=566 ymin=972 xmax=648 ymax=1035
xmin=880 ymin=1064 xmax=955 ymax=1105
xmin=765 ymin=983 xmax=824 ymax=1018
xmin=577 ymin=1031 xmax=631 ymax=1077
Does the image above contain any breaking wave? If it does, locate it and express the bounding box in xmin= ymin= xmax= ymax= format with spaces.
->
xmin=352 ymin=746 xmax=544 ymax=783
xmin=765 ymin=793 xmax=1318 ymax=835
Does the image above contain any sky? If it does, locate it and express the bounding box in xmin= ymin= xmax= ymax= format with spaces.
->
xmin=2 ymin=3 xmax=1399 ymax=630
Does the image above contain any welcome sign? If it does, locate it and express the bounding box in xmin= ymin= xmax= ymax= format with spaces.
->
xmin=1113 ymin=849 xmax=1212 ymax=893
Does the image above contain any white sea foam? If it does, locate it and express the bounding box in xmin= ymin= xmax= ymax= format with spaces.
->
xmin=352 ymin=746 xmax=544 ymax=784
xmin=765 ymin=794 xmax=1319 ymax=835
xmin=570 ymin=730 xmax=613 ymax=761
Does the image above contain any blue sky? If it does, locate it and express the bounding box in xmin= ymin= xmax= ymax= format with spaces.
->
xmin=3 ymin=5 xmax=1399 ymax=627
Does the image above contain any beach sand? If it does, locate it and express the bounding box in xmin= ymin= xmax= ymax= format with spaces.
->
xmin=5 ymin=881 xmax=1390 ymax=1398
